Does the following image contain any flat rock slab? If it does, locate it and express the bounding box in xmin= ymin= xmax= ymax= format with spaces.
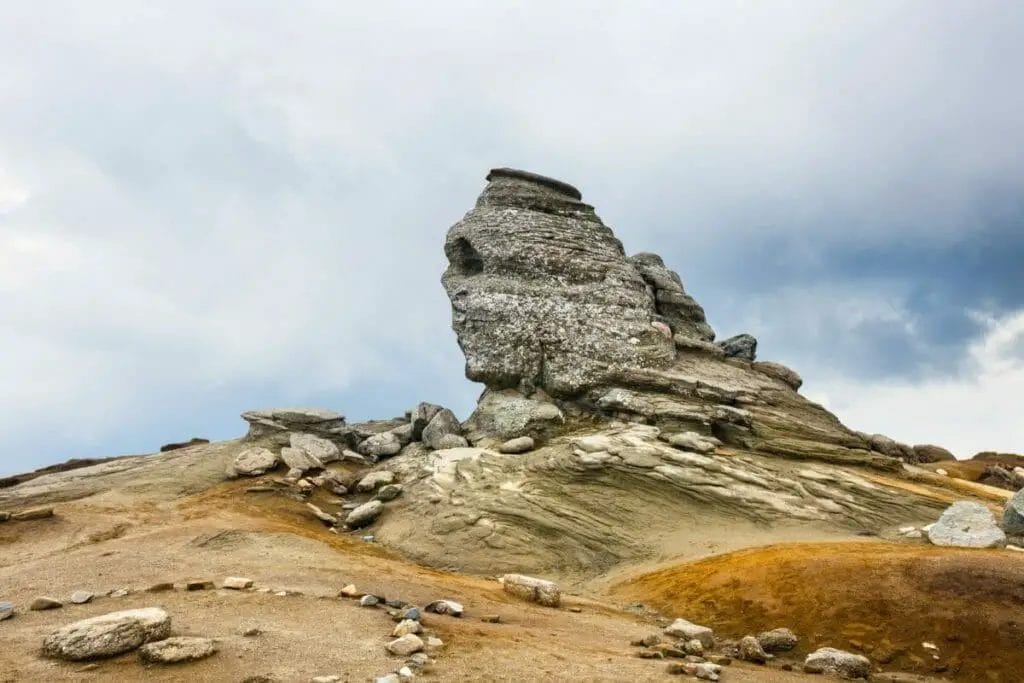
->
xmin=139 ymin=636 xmax=217 ymax=663
xmin=42 ymin=607 xmax=172 ymax=660
xmin=664 ymin=618 xmax=715 ymax=649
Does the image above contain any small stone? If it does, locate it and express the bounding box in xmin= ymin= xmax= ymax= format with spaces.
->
xmin=408 ymin=652 xmax=430 ymax=667
xmin=339 ymin=584 xmax=359 ymax=598
xmin=70 ymin=591 xmax=94 ymax=605
xmin=803 ymin=647 xmax=871 ymax=679
xmin=757 ymin=627 xmax=798 ymax=653
xmin=376 ymin=675 xmax=400 ymax=683
xmin=481 ymin=614 xmax=501 ymax=623
xmin=228 ymin=447 xmax=279 ymax=477
xmin=138 ymin=636 xmax=217 ymax=663
xmin=360 ymin=595 xmax=380 ymax=607
xmin=243 ymin=627 xmax=261 ymax=637
xmin=311 ymin=677 xmax=342 ymax=683
xmin=145 ymin=583 xmax=174 ymax=593
xmin=109 ymin=588 xmax=130 ymax=597
xmin=568 ymin=606 xmax=582 ymax=613
xmin=631 ymin=634 xmax=662 ymax=647
xmin=393 ymin=619 xmax=422 ymax=637
xmin=386 ymin=634 xmax=424 ymax=657
xmin=345 ymin=500 xmax=384 ymax=528
xmin=683 ymin=639 xmax=704 ymax=655
xmin=401 ymin=606 xmax=421 ymax=621
xmin=307 ymin=503 xmax=337 ymax=525
xmin=12 ymin=506 xmax=54 ymax=521
xmin=664 ymin=618 xmax=715 ymax=649
xmin=0 ymin=512 xmax=9 ymax=522
xmin=223 ymin=577 xmax=254 ymax=590
xmin=0 ymin=602 xmax=14 ymax=620
xmin=375 ymin=484 xmax=404 ymax=502
xmin=397 ymin=665 xmax=414 ymax=680
xmin=637 ymin=650 xmax=665 ymax=659
xmin=186 ymin=580 xmax=215 ymax=591
xmin=31 ymin=597 xmax=63 ymax=611
xmin=498 ymin=436 xmax=535 ymax=454
xmin=936 ymin=468 xmax=948 ymax=476
xmin=358 ymin=431 xmax=404 ymax=459
xmin=708 ymin=655 xmax=732 ymax=666
xmin=425 ymin=636 xmax=444 ymax=652
xmin=424 ymin=599 xmax=463 ymax=617
xmin=738 ymin=635 xmax=770 ymax=664
xmin=500 ymin=573 xmax=561 ymax=607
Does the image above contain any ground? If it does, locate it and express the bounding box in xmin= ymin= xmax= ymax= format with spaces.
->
xmin=0 ymin=440 xmax=1014 ymax=681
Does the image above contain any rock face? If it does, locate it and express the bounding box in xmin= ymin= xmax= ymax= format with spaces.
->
xmin=42 ymin=608 xmax=172 ymax=660
xmin=927 ymin=501 xmax=1006 ymax=548
xmin=442 ymin=167 xmax=676 ymax=397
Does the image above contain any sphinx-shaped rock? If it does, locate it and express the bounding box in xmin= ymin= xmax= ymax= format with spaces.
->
xmin=442 ymin=168 xmax=676 ymax=396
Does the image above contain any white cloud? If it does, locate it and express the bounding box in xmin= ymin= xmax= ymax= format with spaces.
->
xmin=816 ymin=309 xmax=1024 ymax=458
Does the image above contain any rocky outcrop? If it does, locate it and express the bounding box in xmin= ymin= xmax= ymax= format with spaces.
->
xmin=242 ymin=408 xmax=346 ymax=440
xmin=717 ymin=333 xmax=757 ymax=361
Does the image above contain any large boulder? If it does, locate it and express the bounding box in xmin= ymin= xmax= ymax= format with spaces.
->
xmin=717 ymin=333 xmax=757 ymax=361
xmin=441 ymin=168 xmax=676 ymax=396
xmin=803 ymin=647 xmax=870 ymax=678
xmin=1003 ymin=488 xmax=1024 ymax=536
xmin=290 ymin=433 xmax=340 ymax=464
xmin=422 ymin=408 xmax=464 ymax=450
xmin=42 ymin=608 xmax=172 ymax=660
xmin=358 ymin=431 xmax=403 ymax=459
xmin=227 ymin=447 xmax=279 ymax=477
xmin=410 ymin=403 xmax=444 ymax=441
xmin=927 ymin=501 xmax=1006 ymax=548
xmin=463 ymin=389 xmax=564 ymax=442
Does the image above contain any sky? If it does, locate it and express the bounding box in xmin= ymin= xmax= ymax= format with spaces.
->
xmin=1 ymin=2 xmax=1022 ymax=475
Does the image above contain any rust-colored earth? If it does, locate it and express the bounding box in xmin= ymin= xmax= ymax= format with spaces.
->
xmin=613 ymin=542 xmax=1024 ymax=681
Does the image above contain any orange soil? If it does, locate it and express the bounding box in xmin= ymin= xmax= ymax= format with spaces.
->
xmin=612 ymin=542 xmax=1024 ymax=681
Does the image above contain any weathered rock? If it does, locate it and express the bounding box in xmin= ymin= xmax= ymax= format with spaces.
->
xmin=375 ymin=484 xmax=404 ymax=502
xmin=665 ymin=431 xmax=719 ymax=454
xmin=242 ymin=408 xmax=345 ymax=439
xmin=223 ymin=577 xmax=253 ymax=590
xmin=138 ymin=636 xmax=217 ymax=663
xmin=424 ymin=599 xmax=463 ymax=617
xmin=386 ymin=633 xmax=424 ymax=657
xmin=228 ymin=447 xmax=280 ymax=477
xmin=803 ymin=647 xmax=871 ymax=678
xmin=500 ymin=574 xmax=561 ymax=607
xmin=359 ymin=595 xmax=379 ymax=607
xmin=70 ymin=591 xmax=94 ymax=605
xmin=280 ymin=446 xmax=321 ymax=472
xmin=0 ymin=511 xmax=9 ymax=522
xmin=738 ymin=635 xmax=770 ymax=664
xmin=442 ymin=168 xmax=676 ymax=397
xmin=160 ymin=437 xmax=210 ymax=452
xmin=31 ymin=597 xmax=62 ymax=610
xmin=392 ymin=619 xmax=422 ymax=637
xmin=410 ymin=403 xmax=444 ymax=441
xmin=339 ymin=584 xmax=358 ymax=598
xmin=0 ymin=602 xmax=13 ymax=620
xmin=359 ymin=432 xmax=403 ymax=459
xmin=434 ymin=433 xmax=469 ymax=449
xmin=498 ymin=436 xmax=535 ymax=454
xmin=401 ymin=606 xmax=421 ymax=621
xmin=927 ymin=501 xmax=1007 ymax=548
xmin=1003 ymin=488 xmax=1024 ymax=536
xmin=290 ymin=433 xmax=341 ymax=465
xmin=629 ymin=252 xmax=715 ymax=342
xmin=12 ymin=506 xmax=54 ymax=521
xmin=346 ymin=500 xmax=384 ymax=528
xmin=751 ymin=361 xmax=802 ymax=390
xmin=717 ymin=333 xmax=757 ymax=361
xmin=42 ymin=608 xmax=172 ymax=660
xmin=667 ymin=661 xmax=722 ymax=680
xmin=185 ymin=580 xmax=214 ymax=591
xmin=422 ymin=409 xmax=463 ymax=450
xmin=869 ymin=434 xmax=903 ymax=458
xmin=306 ymin=503 xmax=337 ymax=525
xmin=912 ymin=444 xmax=956 ymax=463
xmin=665 ymin=618 xmax=714 ymax=649
xmin=757 ymin=627 xmax=798 ymax=653
xmin=356 ymin=471 xmax=396 ymax=492
xmin=463 ymin=389 xmax=565 ymax=441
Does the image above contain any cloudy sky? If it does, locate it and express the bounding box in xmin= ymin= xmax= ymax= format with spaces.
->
xmin=2 ymin=2 xmax=1022 ymax=475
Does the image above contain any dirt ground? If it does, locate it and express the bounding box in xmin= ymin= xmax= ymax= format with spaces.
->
xmin=613 ymin=542 xmax=1024 ymax=682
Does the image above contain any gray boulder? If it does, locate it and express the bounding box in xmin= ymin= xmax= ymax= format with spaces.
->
xmin=42 ymin=607 xmax=172 ymax=660
xmin=757 ymin=627 xmax=798 ymax=653
xmin=1003 ymin=488 xmax=1024 ymax=536
xmin=410 ymin=403 xmax=444 ymax=440
xmin=500 ymin=574 xmax=560 ymax=607
xmin=345 ymin=500 xmax=384 ymax=528
xmin=463 ymin=389 xmax=564 ymax=441
xmin=422 ymin=409 xmax=463 ymax=450
xmin=290 ymin=433 xmax=341 ymax=464
xmin=280 ymin=446 xmax=321 ymax=472
xmin=139 ymin=636 xmax=217 ymax=663
xmin=227 ymin=447 xmax=279 ymax=477
xmin=441 ymin=168 xmax=676 ymax=397
xmin=358 ymin=431 xmax=403 ymax=459
xmin=803 ymin=647 xmax=870 ymax=678
xmin=717 ymin=333 xmax=757 ymax=361
xmin=434 ymin=433 xmax=469 ymax=449
xmin=927 ymin=501 xmax=1006 ymax=548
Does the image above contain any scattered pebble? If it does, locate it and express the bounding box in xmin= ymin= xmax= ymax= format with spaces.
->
xmin=481 ymin=614 xmax=501 ymax=623
xmin=70 ymin=591 xmax=94 ymax=605
xmin=223 ymin=577 xmax=254 ymax=590
xmin=0 ymin=602 xmax=14 ymax=621
xmin=145 ymin=583 xmax=174 ymax=593
xmin=339 ymin=584 xmax=359 ymax=598
xmin=386 ymin=634 xmax=424 ymax=657
xmin=401 ymin=606 xmax=421 ymax=621
xmin=425 ymin=600 xmax=463 ymax=617
xmin=138 ymin=636 xmax=218 ymax=664
xmin=30 ymin=597 xmax=63 ymax=611
xmin=185 ymin=580 xmax=214 ymax=591
xmin=360 ymin=595 xmax=380 ymax=607
xmin=393 ymin=619 xmax=422 ymax=637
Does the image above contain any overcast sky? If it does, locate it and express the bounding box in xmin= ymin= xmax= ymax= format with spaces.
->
xmin=2 ymin=2 xmax=1022 ymax=475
